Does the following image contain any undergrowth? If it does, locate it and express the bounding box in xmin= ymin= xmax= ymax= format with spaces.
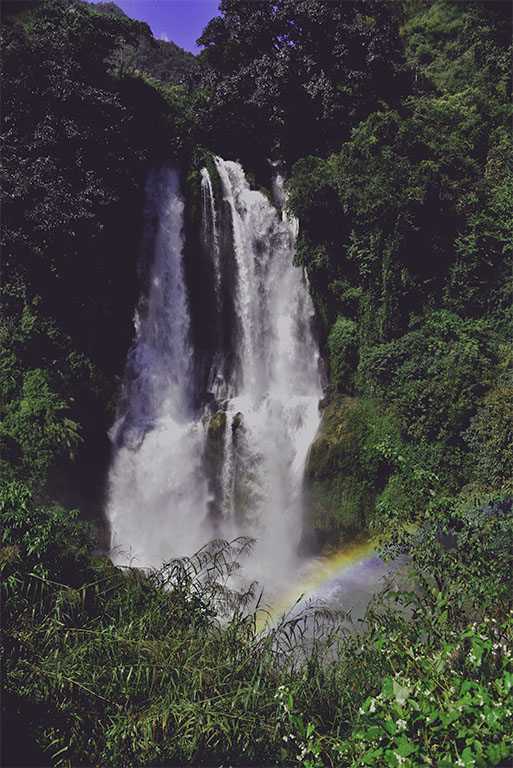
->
xmin=2 ymin=482 xmax=512 ymax=767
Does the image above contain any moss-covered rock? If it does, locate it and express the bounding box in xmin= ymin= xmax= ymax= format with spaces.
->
xmin=302 ymin=395 xmax=377 ymax=552
xmin=207 ymin=410 xmax=227 ymax=440
xmin=204 ymin=411 xmax=227 ymax=520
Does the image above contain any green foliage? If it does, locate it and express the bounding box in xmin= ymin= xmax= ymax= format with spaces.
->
xmin=360 ymin=497 xmax=513 ymax=766
xmin=92 ymin=1 xmax=199 ymax=85
xmin=328 ymin=317 xmax=358 ymax=392
xmin=288 ymin=88 xmax=511 ymax=331
xmin=0 ymin=484 xmax=333 ymax=767
xmin=1 ymin=0 xmax=192 ymax=502
xmin=358 ymin=310 xmax=496 ymax=489
xmin=464 ymin=347 xmax=513 ymax=490
xmin=289 ymin=493 xmax=513 ymax=768
xmin=2 ymin=482 xmax=512 ymax=767
xmin=404 ymin=0 xmax=512 ymax=98
xmin=1 ymin=482 xmax=92 ymax=589
xmin=277 ymin=612 xmax=513 ymax=768
xmin=337 ymin=618 xmax=513 ymax=768
xmin=1 ymin=368 xmax=81 ymax=483
xmin=0 ymin=293 xmax=106 ymax=488
xmin=285 ymin=0 xmax=511 ymax=513
xmin=305 ymin=397 xmax=404 ymax=545
xmin=196 ymin=0 xmax=405 ymax=166
xmin=1 ymin=0 xmax=186 ymax=357
xmin=376 ymin=494 xmax=513 ymax=617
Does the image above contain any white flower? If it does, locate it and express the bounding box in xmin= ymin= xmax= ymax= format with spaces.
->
xmin=396 ymin=719 xmax=407 ymax=731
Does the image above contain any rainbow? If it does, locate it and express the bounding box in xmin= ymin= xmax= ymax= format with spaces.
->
xmin=256 ymin=537 xmax=386 ymax=633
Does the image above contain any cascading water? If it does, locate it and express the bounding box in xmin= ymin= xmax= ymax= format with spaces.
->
xmin=107 ymin=158 xmax=323 ymax=593
xmin=200 ymin=167 xmax=221 ymax=309
xmin=107 ymin=167 xmax=212 ymax=565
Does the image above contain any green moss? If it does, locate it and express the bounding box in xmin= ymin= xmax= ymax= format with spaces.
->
xmin=328 ymin=316 xmax=358 ymax=392
xmin=207 ymin=410 xmax=227 ymax=440
xmin=304 ymin=396 xmax=366 ymax=547
xmin=303 ymin=395 xmax=406 ymax=550
xmin=203 ymin=411 xmax=227 ymax=520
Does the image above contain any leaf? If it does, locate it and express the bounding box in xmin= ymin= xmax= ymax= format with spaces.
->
xmin=382 ymin=676 xmax=394 ymax=700
xmin=426 ymin=710 xmax=440 ymax=725
xmin=393 ymin=679 xmax=411 ymax=705
xmin=396 ymin=735 xmax=416 ymax=757
xmin=363 ymin=746 xmax=384 ymax=764
xmin=375 ymin=637 xmax=387 ymax=652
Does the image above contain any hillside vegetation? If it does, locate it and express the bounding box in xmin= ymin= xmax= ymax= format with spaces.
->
xmin=89 ymin=1 xmax=200 ymax=85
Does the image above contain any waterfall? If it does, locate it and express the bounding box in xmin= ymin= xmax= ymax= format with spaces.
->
xmin=200 ymin=167 xmax=221 ymax=308
xmin=107 ymin=158 xmax=322 ymax=591
xmin=107 ymin=167 xmax=211 ymax=565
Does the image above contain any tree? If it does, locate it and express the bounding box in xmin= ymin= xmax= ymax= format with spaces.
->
xmin=1 ymin=0 xmax=182 ymax=504
xmin=196 ymin=0 xmax=405 ymax=167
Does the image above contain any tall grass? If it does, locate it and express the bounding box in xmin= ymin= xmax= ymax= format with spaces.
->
xmin=2 ymin=483 xmax=512 ymax=767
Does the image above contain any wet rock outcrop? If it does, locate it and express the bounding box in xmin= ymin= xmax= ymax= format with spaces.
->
xmin=302 ymin=395 xmax=376 ymax=553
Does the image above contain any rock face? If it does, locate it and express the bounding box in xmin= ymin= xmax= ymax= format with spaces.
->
xmin=207 ymin=410 xmax=227 ymax=439
xmin=205 ymin=410 xmax=228 ymax=520
xmin=301 ymin=394 xmax=375 ymax=553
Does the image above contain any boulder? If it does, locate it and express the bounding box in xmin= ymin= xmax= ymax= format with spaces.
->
xmin=301 ymin=394 xmax=375 ymax=553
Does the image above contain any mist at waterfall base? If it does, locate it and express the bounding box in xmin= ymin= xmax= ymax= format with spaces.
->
xmin=106 ymin=159 xmax=388 ymax=615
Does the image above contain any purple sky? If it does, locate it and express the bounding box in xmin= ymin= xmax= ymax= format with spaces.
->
xmin=95 ymin=0 xmax=221 ymax=53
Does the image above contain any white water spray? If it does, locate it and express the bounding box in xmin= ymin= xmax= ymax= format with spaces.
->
xmin=211 ymin=159 xmax=322 ymax=587
xmin=107 ymin=167 xmax=211 ymax=565
xmin=200 ymin=167 xmax=221 ymax=307
xmin=107 ymin=159 xmax=322 ymax=592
